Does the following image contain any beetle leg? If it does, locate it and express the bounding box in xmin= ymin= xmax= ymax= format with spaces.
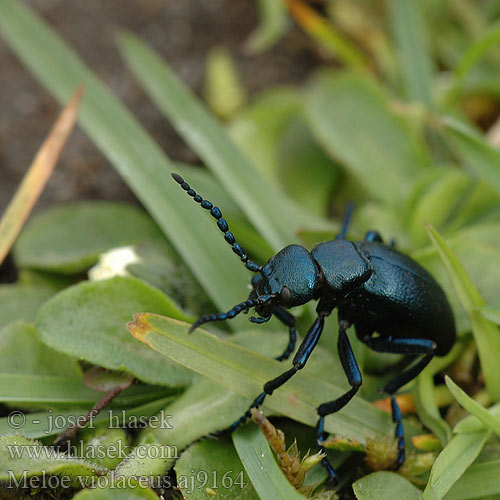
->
xmin=273 ymin=309 xmax=297 ymax=361
xmin=224 ymin=315 xmax=324 ymax=434
xmin=362 ymin=336 xmax=437 ymax=468
xmin=316 ymin=319 xmax=361 ymax=486
xmin=335 ymin=202 xmax=355 ymax=240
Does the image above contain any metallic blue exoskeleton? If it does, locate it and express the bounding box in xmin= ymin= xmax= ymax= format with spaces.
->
xmin=172 ymin=173 xmax=455 ymax=485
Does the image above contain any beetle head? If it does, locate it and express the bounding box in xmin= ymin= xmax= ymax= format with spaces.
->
xmin=252 ymin=245 xmax=320 ymax=317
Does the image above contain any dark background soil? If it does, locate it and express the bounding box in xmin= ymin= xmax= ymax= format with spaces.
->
xmin=0 ymin=0 xmax=323 ymax=215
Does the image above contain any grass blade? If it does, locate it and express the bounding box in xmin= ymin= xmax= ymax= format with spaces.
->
xmin=423 ymin=431 xmax=490 ymax=500
xmin=444 ymin=116 xmax=500 ymax=197
xmin=233 ymin=424 xmax=307 ymax=500
xmin=127 ymin=313 xmax=391 ymax=441
xmin=386 ymin=0 xmax=434 ymax=107
xmin=0 ymin=0 xmax=251 ymax=327
xmin=425 ymin=224 xmax=500 ymax=401
xmin=245 ymin=0 xmax=289 ymax=54
xmin=444 ymin=460 xmax=500 ymax=500
xmin=116 ymin=31 xmax=297 ymax=251
xmin=445 ymin=376 xmax=500 ymax=437
xmin=0 ymin=86 xmax=82 ymax=265
xmin=285 ymin=0 xmax=367 ymax=68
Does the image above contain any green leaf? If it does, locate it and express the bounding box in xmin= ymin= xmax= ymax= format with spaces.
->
xmin=353 ymin=471 xmax=423 ymax=500
xmin=0 ymin=373 xmax=169 ymax=408
xmin=116 ymin=31 xmax=297 ymax=251
xmin=233 ymin=424 xmax=306 ymax=500
xmin=36 ymin=277 xmax=193 ymax=387
xmin=245 ymin=0 xmax=289 ymax=54
xmin=14 ymin=202 xmax=164 ymax=274
xmin=0 ymin=322 xmax=81 ymax=377
xmin=452 ymin=21 xmax=500 ymax=93
xmin=423 ymin=431 xmax=490 ymax=500
xmin=79 ymin=427 xmax=130 ymax=469
xmin=413 ymin=371 xmax=452 ymax=446
xmin=0 ymin=398 xmax=172 ymax=438
xmin=0 ymin=284 xmax=54 ymax=327
xmin=425 ymin=224 xmax=500 ymax=401
xmin=0 ymin=0 xmax=252 ymax=327
xmin=444 ymin=117 xmax=500 ymax=197
xmin=277 ymin=115 xmax=342 ymax=217
xmin=229 ymin=88 xmax=302 ymax=185
xmin=444 ymin=460 xmax=500 ymax=500
xmin=128 ymin=313 xmax=391 ymax=442
xmin=454 ymin=402 xmax=500 ymax=434
xmin=0 ymin=435 xmax=106 ymax=482
xmin=73 ymin=486 xmax=158 ymax=500
xmin=387 ymin=0 xmax=434 ymax=107
xmin=306 ymin=70 xmax=429 ymax=204
xmin=204 ymin=46 xmax=246 ymax=119
xmin=480 ymin=307 xmax=500 ymax=326
xmin=176 ymin=437 xmax=258 ymax=499
xmin=445 ymin=376 xmax=500 ymax=437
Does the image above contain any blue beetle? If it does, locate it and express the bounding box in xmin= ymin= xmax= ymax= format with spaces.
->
xmin=172 ymin=173 xmax=455 ymax=485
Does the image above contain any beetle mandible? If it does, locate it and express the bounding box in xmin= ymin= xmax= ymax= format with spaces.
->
xmin=171 ymin=172 xmax=455 ymax=485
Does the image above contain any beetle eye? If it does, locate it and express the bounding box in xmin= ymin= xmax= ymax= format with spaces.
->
xmin=280 ymin=286 xmax=291 ymax=304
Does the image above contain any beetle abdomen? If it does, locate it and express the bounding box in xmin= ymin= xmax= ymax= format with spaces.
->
xmin=342 ymin=242 xmax=455 ymax=356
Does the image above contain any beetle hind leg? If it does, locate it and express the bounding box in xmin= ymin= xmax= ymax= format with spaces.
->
xmin=362 ymin=336 xmax=436 ymax=468
xmin=316 ymin=319 xmax=362 ymax=486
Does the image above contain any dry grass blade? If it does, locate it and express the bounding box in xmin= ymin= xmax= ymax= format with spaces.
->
xmin=0 ymin=85 xmax=84 ymax=265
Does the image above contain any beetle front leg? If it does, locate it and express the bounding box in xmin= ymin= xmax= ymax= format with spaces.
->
xmin=316 ymin=319 xmax=362 ymax=486
xmin=362 ymin=336 xmax=437 ymax=468
xmin=224 ymin=315 xmax=324 ymax=433
xmin=273 ymin=309 xmax=297 ymax=361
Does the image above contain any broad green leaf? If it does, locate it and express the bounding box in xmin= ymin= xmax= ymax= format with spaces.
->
xmin=128 ymin=313 xmax=392 ymax=442
xmin=353 ymin=471 xmax=423 ymax=500
xmin=444 ymin=460 xmax=500 ymax=500
xmin=79 ymin=427 xmax=130 ymax=469
xmin=413 ymin=371 xmax=451 ymax=446
xmin=36 ymin=277 xmax=193 ymax=387
xmin=0 ymin=284 xmax=54 ymax=327
xmin=116 ymin=31 xmax=297 ymax=251
xmin=306 ymin=71 xmax=429 ymax=204
xmin=414 ymin=221 xmax=500 ymax=334
xmin=423 ymin=431 xmax=490 ymax=500
xmin=14 ymin=202 xmax=164 ymax=274
xmin=0 ymin=435 xmax=106 ymax=481
xmin=407 ymin=169 xmax=471 ymax=247
xmin=387 ymin=0 xmax=434 ymax=107
xmin=0 ymin=322 xmax=80 ymax=377
xmin=233 ymin=424 xmax=306 ymax=500
xmin=147 ymin=379 xmax=251 ymax=453
xmin=277 ymin=115 xmax=342 ymax=216
xmin=0 ymin=373 xmax=169 ymax=408
xmin=245 ymin=0 xmax=289 ymax=54
xmin=176 ymin=437 xmax=258 ymax=500
xmin=229 ymin=88 xmax=302 ymax=185
xmin=445 ymin=376 xmax=500 ymax=437
xmin=0 ymin=398 xmax=172 ymax=438
xmin=204 ymin=46 xmax=246 ymax=119
xmin=425 ymin=224 xmax=500 ymax=401
xmin=444 ymin=117 xmax=500 ymax=197
xmin=0 ymin=0 xmax=252 ymax=328
xmin=73 ymin=486 xmax=158 ymax=500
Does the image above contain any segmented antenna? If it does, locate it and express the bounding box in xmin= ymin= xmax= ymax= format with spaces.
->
xmin=189 ymin=294 xmax=276 ymax=333
xmin=171 ymin=173 xmax=261 ymax=272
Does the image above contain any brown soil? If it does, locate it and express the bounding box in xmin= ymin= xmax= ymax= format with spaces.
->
xmin=0 ymin=0 xmax=322 ymax=215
